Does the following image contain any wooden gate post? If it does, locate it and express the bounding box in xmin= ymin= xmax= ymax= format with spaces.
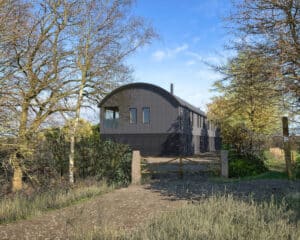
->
xmin=282 ymin=117 xmax=292 ymax=179
xmin=221 ymin=150 xmax=229 ymax=178
xmin=132 ymin=150 xmax=141 ymax=185
xmin=179 ymin=157 xmax=183 ymax=179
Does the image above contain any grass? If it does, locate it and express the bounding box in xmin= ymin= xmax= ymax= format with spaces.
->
xmin=0 ymin=181 xmax=112 ymax=224
xmin=212 ymin=151 xmax=297 ymax=183
xmin=264 ymin=151 xmax=287 ymax=172
xmin=79 ymin=194 xmax=300 ymax=240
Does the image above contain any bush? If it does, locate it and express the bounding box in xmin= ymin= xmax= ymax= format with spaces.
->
xmin=229 ymin=151 xmax=267 ymax=178
xmin=83 ymin=140 xmax=132 ymax=186
xmin=19 ymin=124 xmax=132 ymax=188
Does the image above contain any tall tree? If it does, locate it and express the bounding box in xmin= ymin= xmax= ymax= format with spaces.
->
xmin=0 ymin=0 xmax=79 ymax=191
xmin=0 ymin=0 xmax=155 ymax=190
xmin=67 ymin=0 xmax=155 ymax=184
xmin=208 ymin=50 xmax=283 ymax=153
xmin=228 ymin=0 xmax=300 ymax=113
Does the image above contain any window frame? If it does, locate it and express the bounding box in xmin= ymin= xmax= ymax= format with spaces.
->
xmin=142 ymin=107 xmax=150 ymax=124
xmin=129 ymin=107 xmax=137 ymax=124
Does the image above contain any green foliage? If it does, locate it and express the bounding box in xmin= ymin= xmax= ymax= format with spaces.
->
xmin=39 ymin=124 xmax=132 ymax=186
xmin=0 ymin=122 xmax=133 ymax=189
xmin=208 ymin=50 xmax=282 ymax=155
xmin=76 ymin=138 xmax=132 ymax=186
xmin=229 ymin=151 xmax=267 ymax=178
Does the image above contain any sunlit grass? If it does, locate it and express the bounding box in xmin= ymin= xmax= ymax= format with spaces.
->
xmin=127 ymin=195 xmax=299 ymax=240
xmin=0 ymin=181 xmax=112 ymax=224
xmin=78 ymin=194 xmax=300 ymax=240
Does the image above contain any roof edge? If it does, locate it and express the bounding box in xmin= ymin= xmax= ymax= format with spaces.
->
xmin=98 ymin=82 xmax=206 ymax=116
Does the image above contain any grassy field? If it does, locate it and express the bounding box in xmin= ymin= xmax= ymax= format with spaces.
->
xmin=0 ymin=181 xmax=112 ymax=224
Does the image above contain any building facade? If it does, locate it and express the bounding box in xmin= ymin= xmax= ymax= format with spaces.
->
xmin=99 ymin=82 xmax=221 ymax=156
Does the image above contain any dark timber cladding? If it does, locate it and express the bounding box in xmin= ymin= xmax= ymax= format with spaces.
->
xmin=98 ymin=82 xmax=221 ymax=156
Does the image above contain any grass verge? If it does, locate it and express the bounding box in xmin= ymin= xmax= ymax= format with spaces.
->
xmin=0 ymin=181 xmax=112 ymax=224
xmin=128 ymin=195 xmax=300 ymax=240
xmin=78 ymin=194 xmax=300 ymax=240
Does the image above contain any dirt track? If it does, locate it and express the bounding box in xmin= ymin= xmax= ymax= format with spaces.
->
xmin=0 ymin=185 xmax=185 ymax=240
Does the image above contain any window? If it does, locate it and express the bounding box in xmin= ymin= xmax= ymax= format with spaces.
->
xmin=104 ymin=107 xmax=119 ymax=128
xmin=197 ymin=115 xmax=200 ymax=128
xmin=129 ymin=108 xmax=137 ymax=124
xmin=142 ymin=107 xmax=150 ymax=124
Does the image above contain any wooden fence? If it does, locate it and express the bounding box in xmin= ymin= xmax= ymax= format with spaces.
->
xmin=131 ymin=150 xmax=229 ymax=184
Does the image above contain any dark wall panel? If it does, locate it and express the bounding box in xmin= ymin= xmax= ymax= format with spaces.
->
xmin=101 ymin=133 xmax=196 ymax=156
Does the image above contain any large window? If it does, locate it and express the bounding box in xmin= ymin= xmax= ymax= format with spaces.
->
xmin=142 ymin=107 xmax=150 ymax=124
xmin=104 ymin=107 xmax=119 ymax=128
xmin=190 ymin=112 xmax=193 ymax=127
xmin=129 ymin=108 xmax=137 ymax=124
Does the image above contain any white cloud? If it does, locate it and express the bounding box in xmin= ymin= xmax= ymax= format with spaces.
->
xmin=172 ymin=44 xmax=188 ymax=54
xmin=186 ymin=51 xmax=226 ymax=65
xmin=192 ymin=36 xmax=201 ymax=44
xmin=186 ymin=60 xmax=196 ymax=66
xmin=152 ymin=44 xmax=189 ymax=61
xmin=152 ymin=50 xmax=166 ymax=61
xmin=186 ymin=51 xmax=203 ymax=61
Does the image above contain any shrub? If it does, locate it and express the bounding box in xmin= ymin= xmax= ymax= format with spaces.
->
xmin=229 ymin=151 xmax=267 ymax=178
xmin=32 ymin=125 xmax=132 ymax=187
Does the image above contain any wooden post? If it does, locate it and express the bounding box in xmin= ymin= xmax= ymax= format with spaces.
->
xmin=179 ymin=157 xmax=183 ymax=179
xmin=221 ymin=150 xmax=228 ymax=178
xmin=131 ymin=150 xmax=141 ymax=185
xmin=282 ymin=117 xmax=293 ymax=179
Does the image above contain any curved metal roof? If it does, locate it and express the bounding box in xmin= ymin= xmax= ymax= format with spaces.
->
xmin=99 ymin=82 xmax=206 ymax=116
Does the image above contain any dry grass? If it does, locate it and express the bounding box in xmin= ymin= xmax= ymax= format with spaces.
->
xmin=127 ymin=195 xmax=300 ymax=240
xmin=0 ymin=181 xmax=112 ymax=224
xmin=83 ymin=194 xmax=300 ymax=240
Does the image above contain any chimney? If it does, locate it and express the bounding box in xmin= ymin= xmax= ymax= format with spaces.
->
xmin=170 ymin=83 xmax=174 ymax=95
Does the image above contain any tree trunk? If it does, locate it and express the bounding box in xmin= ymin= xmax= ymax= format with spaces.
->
xmin=68 ymin=72 xmax=86 ymax=184
xmin=11 ymin=153 xmax=23 ymax=192
xmin=282 ymin=117 xmax=293 ymax=179
xmin=69 ymin=132 xmax=76 ymax=184
xmin=11 ymin=101 xmax=30 ymax=191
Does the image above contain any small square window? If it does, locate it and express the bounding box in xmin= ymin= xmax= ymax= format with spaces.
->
xmin=143 ymin=107 xmax=150 ymax=124
xmin=129 ymin=108 xmax=137 ymax=124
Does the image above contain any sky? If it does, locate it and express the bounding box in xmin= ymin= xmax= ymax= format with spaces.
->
xmin=85 ymin=0 xmax=234 ymax=122
xmin=127 ymin=0 xmax=233 ymax=111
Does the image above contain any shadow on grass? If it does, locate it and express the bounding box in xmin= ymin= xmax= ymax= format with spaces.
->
xmin=145 ymin=169 xmax=300 ymax=220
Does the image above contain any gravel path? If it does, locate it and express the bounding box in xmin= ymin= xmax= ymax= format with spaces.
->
xmin=0 ymin=185 xmax=185 ymax=240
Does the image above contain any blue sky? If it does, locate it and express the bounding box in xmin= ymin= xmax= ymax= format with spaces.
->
xmin=85 ymin=0 xmax=234 ymax=122
xmin=127 ymin=0 xmax=233 ymax=111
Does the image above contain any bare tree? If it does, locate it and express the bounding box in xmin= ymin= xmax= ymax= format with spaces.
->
xmin=228 ymin=0 xmax=300 ymax=113
xmin=67 ymin=0 xmax=155 ymax=184
xmin=0 ymin=0 xmax=79 ymax=191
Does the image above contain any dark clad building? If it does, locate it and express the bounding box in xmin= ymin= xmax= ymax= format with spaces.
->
xmin=99 ymin=82 xmax=221 ymax=156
